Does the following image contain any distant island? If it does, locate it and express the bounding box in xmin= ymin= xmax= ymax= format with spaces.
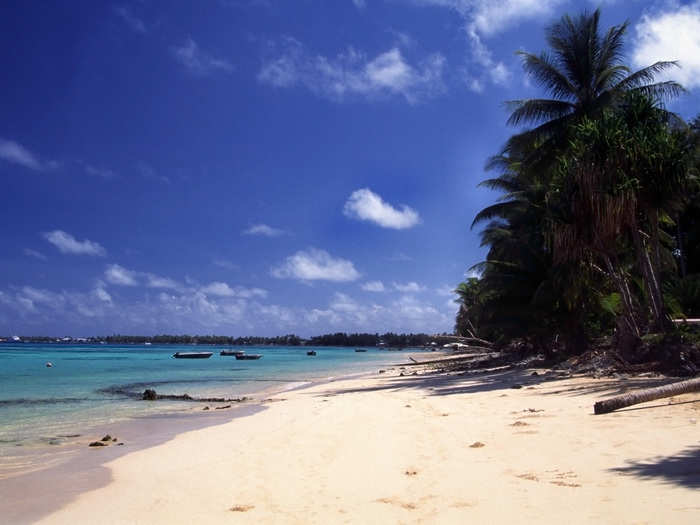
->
xmin=0 ymin=332 xmax=456 ymax=348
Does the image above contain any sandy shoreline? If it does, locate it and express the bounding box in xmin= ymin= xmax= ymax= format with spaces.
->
xmin=6 ymin=363 xmax=700 ymax=524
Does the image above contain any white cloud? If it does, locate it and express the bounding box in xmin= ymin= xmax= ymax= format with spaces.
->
xmin=201 ymin=281 xmax=268 ymax=298
xmin=386 ymin=252 xmax=413 ymax=262
xmin=201 ymin=281 xmax=236 ymax=296
xmin=272 ymin=248 xmax=360 ymax=282
xmin=172 ymin=37 xmax=234 ymax=75
xmin=391 ymin=294 xmax=440 ymax=320
xmin=408 ymin=0 xmax=565 ymax=90
xmin=105 ymin=264 xmax=139 ymax=286
xmin=302 ymin=291 xmax=452 ymax=333
xmin=43 ymin=230 xmax=106 ymax=256
xmin=21 ymin=286 xmax=63 ymax=307
xmin=393 ymin=281 xmax=425 ymax=293
xmin=361 ymin=280 xmax=386 ymax=292
xmin=113 ymin=5 xmax=146 ymax=34
xmin=435 ymin=285 xmax=456 ymax=296
xmin=137 ymin=161 xmax=170 ymax=184
xmin=259 ymin=37 xmax=445 ymax=103
xmin=330 ymin=292 xmax=360 ymax=313
xmin=94 ymin=281 xmax=112 ymax=303
xmin=145 ymin=273 xmax=180 ymax=290
xmin=243 ymin=224 xmax=286 ymax=237
xmin=0 ymin=139 xmax=52 ymax=171
xmin=632 ymin=2 xmax=700 ymax=89
xmin=412 ymin=0 xmax=564 ymax=35
xmin=24 ymin=248 xmax=47 ymax=261
xmin=343 ymin=188 xmax=421 ymax=229
xmin=212 ymin=258 xmax=239 ymax=270
xmin=85 ymin=164 xmax=116 ymax=179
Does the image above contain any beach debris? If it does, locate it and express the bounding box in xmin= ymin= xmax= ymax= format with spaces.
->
xmin=112 ymin=437 xmax=117 ymax=442
xmin=511 ymin=421 xmax=529 ymax=427
xmin=89 ymin=441 xmax=108 ymax=447
xmin=203 ymin=406 xmax=210 ymax=410
xmin=409 ymin=357 xmax=419 ymax=364
xmin=117 ymin=442 xmax=124 ymax=446
xmin=405 ymin=404 xmax=412 ymax=408
xmin=525 ymin=408 xmax=544 ymax=413
xmin=469 ymin=441 xmax=485 ymax=448
xmin=404 ymin=469 xmax=418 ymax=476
xmin=593 ymin=376 xmax=700 ymax=414
xmin=143 ymin=389 xmax=157 ymax=400
xmin=139 ymin=389 xmax=249 ymax=403
xmin=510 ymin=384 xmax=523 ymax=389
xmin=101 ymin=434 xmax=112 ymax=441
xmin=229 ymin=505 xmax=254 ymax=512
xmin=215 ymin=405 xmax=231 ymax=410
xmin=379 ymin=369 xmax=386 ymax=373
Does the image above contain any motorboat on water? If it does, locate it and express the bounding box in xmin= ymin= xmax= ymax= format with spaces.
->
xmin=173 ymin=351 xmax=213 ymax=359
xmin=306 ymin=350 xmax=317 ymax=356
xmin=234 ymin=353 xmax=262 ymax=360
xmin=220 ymin=349 xmax=246 ymax=357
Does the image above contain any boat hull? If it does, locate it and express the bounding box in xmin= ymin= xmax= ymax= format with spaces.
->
xmin=173 ymin=352 xmax=213 ymax=359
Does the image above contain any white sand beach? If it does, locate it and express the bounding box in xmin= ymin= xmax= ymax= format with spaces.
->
xmin=31 ymin=366 xmax=700 ymax=524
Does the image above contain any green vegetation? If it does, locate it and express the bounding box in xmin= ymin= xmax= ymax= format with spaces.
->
xmin=456 ymin=9 xmax=700 ymax=366
xmin=6 ymin=332 xmax=448 ymax=348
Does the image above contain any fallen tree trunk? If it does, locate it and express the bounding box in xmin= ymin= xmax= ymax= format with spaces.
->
xmin=594 ymin=377 xmax=700 ymax=414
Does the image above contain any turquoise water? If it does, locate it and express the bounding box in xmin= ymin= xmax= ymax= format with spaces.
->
xmin=0 ymin=343 xmax=411 ymax=454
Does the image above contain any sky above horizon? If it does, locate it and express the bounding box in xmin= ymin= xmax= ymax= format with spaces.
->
xmin=2 ymin=0 xmax=700 ymax=337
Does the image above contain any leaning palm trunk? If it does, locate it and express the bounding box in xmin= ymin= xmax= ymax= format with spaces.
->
xmin=594 ymin=376 xmax=700 ymax=414
xmin=631 ymin=228 xmax=672 ymax=332
xmin=602 ymin=254 xmax=640 ymax=337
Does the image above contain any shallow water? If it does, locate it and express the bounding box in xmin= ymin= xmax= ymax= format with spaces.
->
xmin=0 ymin=343 xmax=410 ymax=457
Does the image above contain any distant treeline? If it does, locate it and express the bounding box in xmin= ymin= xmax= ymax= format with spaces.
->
xmin=7 ymin=332 xmax=451 ymax=348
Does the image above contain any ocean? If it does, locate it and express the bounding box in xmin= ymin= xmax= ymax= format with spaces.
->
xmin=0 ymin=343 xmax=418 ymax=476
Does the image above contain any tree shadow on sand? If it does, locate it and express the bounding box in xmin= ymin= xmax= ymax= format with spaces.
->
xmin=317 ymin=365 xmax=694 ymax=406
xmin=611 ymin=446 xmax=700 ymax=489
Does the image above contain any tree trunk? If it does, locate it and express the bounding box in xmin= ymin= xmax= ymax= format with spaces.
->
xmin=593 ymin=377 xmax=700 ymax=414
xmin=602 ymin=254 xmax=640 ymax=337
xmin=632 ymin=228 xmax=672 ymax=332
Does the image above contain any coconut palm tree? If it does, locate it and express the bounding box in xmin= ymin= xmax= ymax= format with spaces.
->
xmin=505 ymin=8 xmax=683 ymax=161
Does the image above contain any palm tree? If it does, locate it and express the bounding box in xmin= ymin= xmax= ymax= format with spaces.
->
xmin=505 ymin=8 xmax=682 ymax=161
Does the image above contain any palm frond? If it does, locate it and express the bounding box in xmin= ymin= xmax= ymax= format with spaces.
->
xmin=615 ymin=62 xmax=681 ymax=90
xmin=516 ymin=51 xmax=577 ymax=101
xmin=627 ymin=81 xmax=686 ymax=103
xmin=471 ymin=201 xmax=524 ymax=228
xmin=596 ymin=21 xmax=629 ymax=80
xmin=506 ymin=98 xmax=576 ymax=127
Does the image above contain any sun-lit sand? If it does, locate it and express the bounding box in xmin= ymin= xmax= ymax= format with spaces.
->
xmin=33 ymin=365 xmax=700 ymax=524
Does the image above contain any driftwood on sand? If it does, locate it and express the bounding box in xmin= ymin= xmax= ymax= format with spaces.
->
xmin=141 ymin=389 xmax=249 ymax=403
xmin=593 ymin=376 xmax=700 ymax=414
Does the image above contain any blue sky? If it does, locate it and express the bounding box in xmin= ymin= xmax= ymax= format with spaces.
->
xmin=2 ymin=0 xmax=700 ymax=336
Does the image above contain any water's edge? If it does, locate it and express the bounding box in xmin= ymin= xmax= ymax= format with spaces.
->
xmin=0 ymin=366 xmax=387 ymax=524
